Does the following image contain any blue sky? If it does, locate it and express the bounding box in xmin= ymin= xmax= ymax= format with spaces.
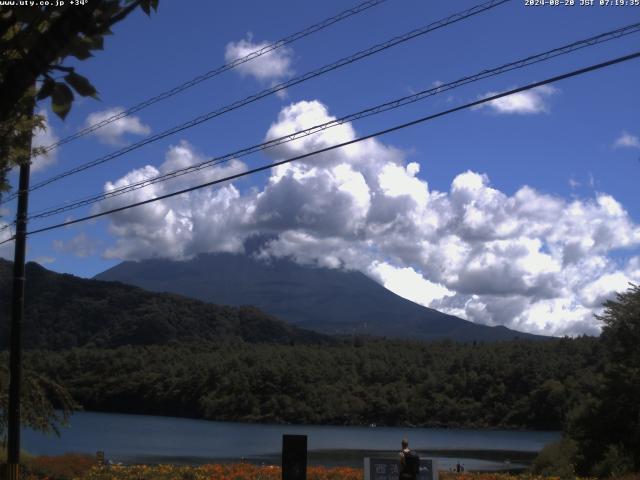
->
xmin=1 ymin=0 xmax=639 ymax=335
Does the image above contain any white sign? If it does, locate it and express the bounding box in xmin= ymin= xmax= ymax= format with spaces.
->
xmin=364 ymin=457 xmax=438 ymax=480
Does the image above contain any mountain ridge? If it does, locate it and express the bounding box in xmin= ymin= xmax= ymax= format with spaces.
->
xmin=95 ymin=252 xmax=546 ymax=342
xmin=0 ymin=258 xmax=332 ymax=349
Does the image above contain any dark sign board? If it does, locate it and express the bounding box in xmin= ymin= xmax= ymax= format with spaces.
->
xmin=282 ymin=434 xmax=307 ymax=480
xmin=364 ymin=457 xmax=438 ymax=480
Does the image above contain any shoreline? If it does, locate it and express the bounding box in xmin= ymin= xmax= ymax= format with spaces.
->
xmin=110 ymin=448 xmax=532 ymax=471
xmin=25 ymin=412 xmax=554 ymax=471
xmin=69 ymin=408 xmax=560 ymax=433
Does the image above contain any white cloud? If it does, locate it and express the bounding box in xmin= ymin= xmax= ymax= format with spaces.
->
xmin=30 ymin=110 xmax=58 ymax=173
xmin=34 ymin=256 xmax=55 ymax=265
xmin=97 ymin=99 xmax=640 ymax=337
xmin=0 ymin=221 xmax=14 ymax=260
xmin=579 ymin=271 xmax=634 ymax=308
xmin=613 ymin=131 xmax=640 ymax=149
xmin=225 ymin=36 xmax=293 ymax=84
xmin=53 ymin=233 xmax=101 ymax=258
xmin=369 ymin=261 xmax=454 ymax=305
xmin=84 ymin=108 xmax=151 ymax=146
xmin=95 ymin=141 xmax=249 ymax=260
xmin=476 ymin=85 xmax=558 ymax=115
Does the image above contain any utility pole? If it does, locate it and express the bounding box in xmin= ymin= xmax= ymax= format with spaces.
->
xmin=5 ymin=97 xmax=34 ymax=480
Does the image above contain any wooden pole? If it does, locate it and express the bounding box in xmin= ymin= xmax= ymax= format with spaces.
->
xmin=5 ymin=97 xmax=34 ymax=480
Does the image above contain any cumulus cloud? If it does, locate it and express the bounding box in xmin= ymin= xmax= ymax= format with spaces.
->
xmin=225 ymin=36 xmax=293 ymax=89
xmin=475 ymin=85 xmax=558 ymax=115
xmin=53 ymin=233 xmax=101 ymax=258
xmin=579 ymin=271 xmax=632 ymax=308
xmin=84 ymin=108 xmax=151 ymax=146
xmin=613 ymin=131 xmax=640 ymax=149
xmin=369 ymin=261 xmax=455 ymax=305
xmin=0 ymin=220 xmax=14 ymax=260
xmin=34 ymin=256 xmax=55 ymax=265
xmin=97 ymin=100 xmax=640 ymax=336
xmin=95 ymin=140 xmax=250 ymax=260
xmin=30 ymin=110 xmax=58 ymax=173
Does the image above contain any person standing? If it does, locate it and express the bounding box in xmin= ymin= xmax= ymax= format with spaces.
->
xmin=399 ymin=438 xmax=420 ymax=480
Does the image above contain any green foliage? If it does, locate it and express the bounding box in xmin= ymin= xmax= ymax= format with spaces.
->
xmin=0 ymin=353 xmax=79 ymax=440
xmin=567 ymin=284 xmax=640 ymax=476
xmin=599 ymin=283 xmax=640 ymax=367
xmin=0 ymin=449 xmax=32 ymax=464
xmin=591 ymin=444 xmax=637 ymax=479
xmin=0 ymin=260 xmax=604 ymax=432
xmin=0 ymin=89 xmax=45 ymax=194
xmin=64 ymin=72 xmax=99 ymax=99
xmin=50 ymin=82 xmax=75 ymax=120
xmin=0 ymin=260 xmax=331 ymax=349
xmin=140 ymin=0 xmax=160 ymax=16
xmin=0 ymin=0 xmax=159 ymax=197
xmin=0 ymin=1 xmax=158 ymax=120
xmin=531 ymin=438 xmax=577 ymax=479
xmin=23 ymin=336 xmax=601 ymax=430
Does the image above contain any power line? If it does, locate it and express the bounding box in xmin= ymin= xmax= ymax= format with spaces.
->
xmin=35 ymin=0 xmax=389 ymax=155
xmin=18 ymin=21 xmax=640 ymax=224
xmin=2 ymin=20 xmax=638 ymax=233
xmin=1 ymin=0 xmax=509 ymax=204
xmin=0 ymin=49 xmax=636 ymax=246
xmin=0 ymin=223 xmax=15 ymax=241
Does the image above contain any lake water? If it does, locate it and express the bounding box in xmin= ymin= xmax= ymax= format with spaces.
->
xmin=23 ymin=411 xmax=559 ymax=471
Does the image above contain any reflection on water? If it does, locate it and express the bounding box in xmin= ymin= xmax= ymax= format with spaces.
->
xmin=23 ymin=411 xmax=559 ymax=471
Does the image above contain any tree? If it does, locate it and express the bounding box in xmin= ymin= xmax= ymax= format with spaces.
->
xmin=0 ymin=0 xmax=159 ymax=196
xmin=0 ymin=0 xmax=159 ymax=439
xmin=568 ymin=284 xmax=640 ymax=476
xmin=0 ymin=358 xmax=79 ymax=441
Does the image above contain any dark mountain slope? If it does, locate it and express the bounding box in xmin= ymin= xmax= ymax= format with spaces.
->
xmin=0 ymin=259 xmax=331 ymax=349
xmin=96 ymin=252 xmax=545 ymax=342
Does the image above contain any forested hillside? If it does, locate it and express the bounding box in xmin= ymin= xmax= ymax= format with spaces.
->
xmin=0 ymin=259 xmax=331 ymax=348
xmin=23 ymin=336 xmax=600 ymax=430
xmin=96 ymin=252 xmax=544 ymax=342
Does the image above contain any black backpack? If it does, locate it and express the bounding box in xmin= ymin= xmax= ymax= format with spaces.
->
xmin=403 ymin=449 xmax=420 ymax=477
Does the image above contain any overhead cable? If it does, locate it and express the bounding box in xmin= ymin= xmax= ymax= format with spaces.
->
xmin=36 ymin=0 xmax=389 ymax=155
xmin=1 ymin=0 xmax=509 ymax=205
xmin=0 ymin=49 xmax=635 ymax=245
xmin=20 ymin=21 xmax=640 ymax=223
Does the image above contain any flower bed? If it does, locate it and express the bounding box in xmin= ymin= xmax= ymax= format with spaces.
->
xmin=24 ymin=461 xmax=362 ymax=480
xmin=20 ymin=456 xmax=638 ymax=480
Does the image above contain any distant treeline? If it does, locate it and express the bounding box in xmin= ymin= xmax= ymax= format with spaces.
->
xmin=25 ymin=336 xmax=600 ymax=430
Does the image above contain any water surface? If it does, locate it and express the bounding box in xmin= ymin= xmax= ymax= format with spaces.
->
xmin=23 ymin=411 xmax=559 ymax=471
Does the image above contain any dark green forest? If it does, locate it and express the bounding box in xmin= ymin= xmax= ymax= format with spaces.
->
xmin=22 ymin=337 xmax=600 ymax=430
xmin=1 ymin=257 xmax=638 ymax=475
xmin=0 ymin=260 xmax=605 ymax=434
xmin=0 ymin=259 xmax=331 ymax=348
